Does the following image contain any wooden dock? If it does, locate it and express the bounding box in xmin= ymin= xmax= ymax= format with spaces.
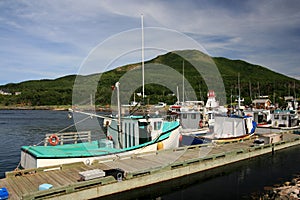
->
xmin=1 ymin=131 xmax=300 ymax=200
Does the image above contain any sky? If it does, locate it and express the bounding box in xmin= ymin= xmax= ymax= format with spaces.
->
xmin=0 ymin=0 xmax=299 ymax=85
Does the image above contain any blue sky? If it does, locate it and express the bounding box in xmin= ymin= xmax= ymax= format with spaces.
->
xmin=0 ymin=0 xmax=299 ymax=85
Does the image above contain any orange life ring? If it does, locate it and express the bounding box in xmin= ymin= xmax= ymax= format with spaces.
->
xmin=49 ymin=134 xmax=59 ymax=146
xmin=199 ymin=120 xmax=203 ymax=128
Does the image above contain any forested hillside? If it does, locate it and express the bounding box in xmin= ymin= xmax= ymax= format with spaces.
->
xmin=0 ymin=50 xmax=299 ymax=107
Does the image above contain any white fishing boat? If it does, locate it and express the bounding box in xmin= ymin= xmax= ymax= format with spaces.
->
xmin=210 ymin=114 xmax=257 ymax=143
xmin=271 ymin=109 xmax=299 ymax=129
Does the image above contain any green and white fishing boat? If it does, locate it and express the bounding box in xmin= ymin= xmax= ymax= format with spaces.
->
xmin=21 ymin=112 xmax=180 ymax=169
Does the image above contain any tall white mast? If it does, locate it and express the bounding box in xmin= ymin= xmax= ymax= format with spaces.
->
xmin=176 ymin=86 xmax=179 ymax=103
xmin=141 ymin=14 xmax=145 ymax=99
xmin=238 ymin=73 xmax=241 ymax=110
xmin=182 ymin=60 xmax=185 ymax=102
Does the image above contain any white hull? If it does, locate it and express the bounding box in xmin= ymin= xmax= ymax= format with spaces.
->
xmin=21 ymin=128 xmax=180 ymax=169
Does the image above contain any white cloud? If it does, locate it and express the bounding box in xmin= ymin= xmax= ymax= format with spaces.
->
xmin=0 ymin=0 xmax=299 ymax=85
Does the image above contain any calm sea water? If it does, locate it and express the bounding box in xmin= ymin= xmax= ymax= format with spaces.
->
xmin=0 ymin=110 xmax=300 ymax=200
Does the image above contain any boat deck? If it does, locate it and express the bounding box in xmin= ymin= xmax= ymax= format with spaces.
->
xmin=1 ymin=132 xmax=300 ymax=200
xmin=21 ymin=141 xmax=121 ymax=158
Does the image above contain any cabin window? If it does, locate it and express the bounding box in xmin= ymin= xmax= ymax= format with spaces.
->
xmin=182 ymin=114 xmax=187 ymax=119
xmin=274 ymin=115 xmax=279 ymax=119
xmin=282 ymin=115 xmax=287 ymax=120
xmin=191 ymin=114 xmax=196 ymax=119
xmin=139 ymin=123 xmax=151 ymax=144
xmin=154 ymin=121 xmax=162 ymax=130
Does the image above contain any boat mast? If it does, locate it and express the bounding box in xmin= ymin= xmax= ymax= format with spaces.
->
xmin=116 ymin=82 xmax=121 ymax=132
xmin=182 ymin=60 xmax=185 ymax=102
xmin=238 ymin=73 xmax=241 ymax=110
xmin=141 ymin=14 xmax=145 ymax=99
xmin=294 ymin=81 xmax=296 ymax=99
xmin=249 ymin=80 xmax=252 ymax=102
xmin=176 ymin=86 xmax=179 ymax=103
xmin=115 ymin=82 xmax=123 ymax=148
xmin=257 ymin=81 xmax=260 ymax=98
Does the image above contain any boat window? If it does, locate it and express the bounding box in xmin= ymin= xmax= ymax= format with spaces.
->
xmin=282 ymin=115 xmax=287 ymax=120
xmin=154 ymin=121 xmax=162 ymax=130
xmin=274 ymin=115 xmax=279 ymax=119
xmin=182 ymin=114 xmax=187 ymax=119
xmin=138 ymin=122 xmax=148 ymax=128
xmin=191 ymin=114 xmax=196 ymax=119
xmin=129 ymin=123 xmax=131 ymax=147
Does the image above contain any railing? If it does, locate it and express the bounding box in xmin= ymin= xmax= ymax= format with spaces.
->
xmin=44 ymin=131 xmax=91 ymax=146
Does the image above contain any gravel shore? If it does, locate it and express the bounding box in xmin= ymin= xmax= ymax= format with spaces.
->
xmin=260 ymin=175 xmax=300 ymax=200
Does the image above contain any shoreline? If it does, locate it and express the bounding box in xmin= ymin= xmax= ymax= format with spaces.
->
xmin=0 ymin=105 xmax=71 ymax=111
xmin=0 ymin=105 xmax=112 ymax=112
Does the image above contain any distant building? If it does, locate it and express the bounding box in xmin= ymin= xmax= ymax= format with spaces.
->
xmin=252 ymin=98 xmax=271 ymax=109
xmin=0 ymin=89 xmax=21 ymax=96
xmin=0 ymin=89 xmax=12 ymax=96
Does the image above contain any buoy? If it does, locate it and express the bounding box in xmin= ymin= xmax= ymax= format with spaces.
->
xmin=199 ymin=120 xmax=203 ymax=128
xmin=157 ymin=142 xmax=164 ymax=150
xmin=179 ymin=134 xmax=183 ymax=143
xmin=107 ymin=135 xmax=113 ymax=140
xmin=48 ymin=134 xmax=59 ymax=146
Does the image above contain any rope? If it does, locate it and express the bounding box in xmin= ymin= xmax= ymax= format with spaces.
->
xmin=57 ymin=115 xmax=92 ymax=134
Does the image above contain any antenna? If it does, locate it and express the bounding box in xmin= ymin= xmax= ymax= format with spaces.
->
xmin=141 ymin=14 xmax=145 ymax=99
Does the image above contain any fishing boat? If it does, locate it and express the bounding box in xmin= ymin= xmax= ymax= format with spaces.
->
xmin=270 ymin=109 xmax=299 ymax=129
xmin=20 ymin=111 xmax=180 ymax=169
xmin=209 ymin=114 xmax=257 ymax=143
xmin=205 ymin=74 xmax=257 ymax=143
xmin=178 ymin=109 xmax=209 ymax=146
xmin=179 ymin=113 xmax=257 ymax=145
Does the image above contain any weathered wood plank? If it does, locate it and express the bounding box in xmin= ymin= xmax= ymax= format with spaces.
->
xmin=0 ymin=179 xmax=20 ymax=200
xmin=5 ymin=178 xmax=23 ymax=198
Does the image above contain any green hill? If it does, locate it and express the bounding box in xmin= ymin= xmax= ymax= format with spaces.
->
xmin=0 ymin=50 xmax=299 ymax=107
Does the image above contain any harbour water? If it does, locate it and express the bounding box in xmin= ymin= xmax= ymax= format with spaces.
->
xmin=0 ymin=110 xmax=300 ymax=199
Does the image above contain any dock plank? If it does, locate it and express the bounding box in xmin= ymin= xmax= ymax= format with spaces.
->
xmin=5 ymin=177 xmax=23 ymax=199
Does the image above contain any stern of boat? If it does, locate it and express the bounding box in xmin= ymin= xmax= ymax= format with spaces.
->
xmin=21 ymin=149 xmax=37 ymax=169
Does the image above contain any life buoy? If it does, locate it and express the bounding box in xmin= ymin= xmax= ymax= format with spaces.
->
xmin=199 ymin=120 xmax=203 ymax=128
xmin=107 ymin=135 xmax=113 ymax=140
xmin=49 ymin=134 xmax=59 ymax=146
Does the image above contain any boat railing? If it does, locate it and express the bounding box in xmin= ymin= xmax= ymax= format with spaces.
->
xmin=44 ymin=131 xmax=92 ymax=146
